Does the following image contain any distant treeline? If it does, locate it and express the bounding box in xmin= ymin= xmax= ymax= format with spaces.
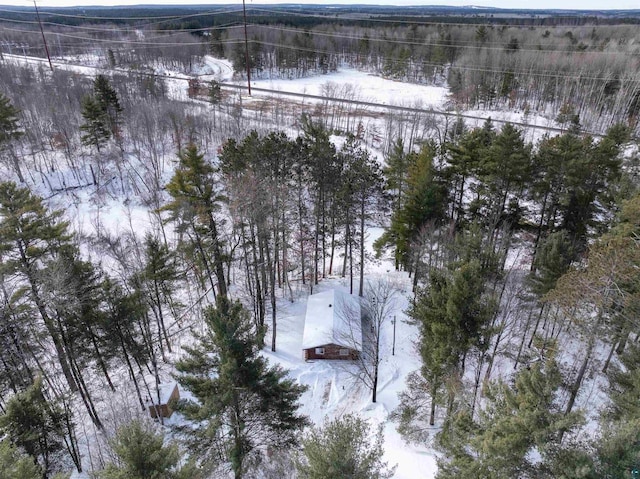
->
xmin=1 ymin=4 xmax=640 ymax=29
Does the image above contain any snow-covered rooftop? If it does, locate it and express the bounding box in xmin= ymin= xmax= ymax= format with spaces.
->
xmin=302 ymin=289 xmax=362 ymax=351
xmin=151 ymin=382 xmax=178 ymax=406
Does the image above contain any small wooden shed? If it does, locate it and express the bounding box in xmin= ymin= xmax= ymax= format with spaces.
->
xmin=148 ymin=382 xmax=180 ymax=419
xmin=302 ymin=289 xmax=362 ymax=361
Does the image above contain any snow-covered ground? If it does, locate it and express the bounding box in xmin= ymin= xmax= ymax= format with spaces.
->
xmin=259 ymin=226 xmax=438 ymax=478
xmin=1 ymin=52 xmax=587 ymax=479
xmin=239 ymin=68 xmax=449 ymax=109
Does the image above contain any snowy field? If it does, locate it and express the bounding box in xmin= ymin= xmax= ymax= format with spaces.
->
xmin=239 ymin=68 xmax=450 ymax=109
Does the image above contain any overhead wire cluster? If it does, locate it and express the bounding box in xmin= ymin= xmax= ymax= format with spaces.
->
xmin=1 ymin=7 xmax=639 ymax=89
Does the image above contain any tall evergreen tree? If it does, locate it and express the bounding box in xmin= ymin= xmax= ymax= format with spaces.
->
xmin=165 ymin=144 xmax=227 ymax=299
xmin=0 ymin=438 xmax=42 ymax=479
xmin=0 ymin=182 xmax=76 ymax=393
xmin=0 ymin=93 xmax=22 ymax=145
xmin=445 ymin=119 xmax=495 ymax=223
xmin=79 ymin=95 xmax=110 ymax=152
xmin=296 ymin=414 xmax=395 ymax=479
xmin=401 ymin=256 xmax=495 ymax=428
xmin=93 ymin=74 xmax=122 ymax=137
xmin=375 ymin=143 xmax=448 ymax=271
xmin=339 ymin=135 xmax=384 ymax=296
xmin=479 ymin=123 xmax=531 ymax=225
xmin=174 ymin=298 xmax=308 ymax=479
xmin=383 ymin=137 xmax=410 ymax=213
xmin=0 ymin=378 xmax=68 ymax=478
xmin=0 ymin=93 xmax=24 ymax=181
xmin=299 ymin=115 xmax=340 ymax=289
xmin=208 ymin=80 xmax=222 ymax=105
xmin=97 ymin=420 xmax=199 ymax=479
xmin=436 ymin=359 xmax=582 ymax=479
xmin=529 ymin=230 xmax=576 ymax=297
xmin=140 ymin=234 xmax=181 ymax=355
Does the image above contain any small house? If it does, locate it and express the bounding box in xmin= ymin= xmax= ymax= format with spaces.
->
xmin=148 ymin=382 xmax=180 ymax=419
xmin=302 ymin=289 xmax=362 ymax=360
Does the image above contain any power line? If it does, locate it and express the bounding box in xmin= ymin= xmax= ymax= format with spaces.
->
xmin=240 ymin=39 xmax=640 ymax=84
xmin=1 ymin=33 xmax=637 ymax=84
xmin=0 ymin=25 xmax=216 ymax=46
xmin=246 ymin=22 xmax=640 ymax=57
xmin=6 ymin=13 xmax=638 ymax=57
xmin=1 ymin=27 xmax=637 ymax=85
xmin=0 ymin=52 xmax=611 ymax=138
xmin=0 ymin=6 xmax=242 ymax=22
xmin=0 ymin=15 xmax=243 ymax=36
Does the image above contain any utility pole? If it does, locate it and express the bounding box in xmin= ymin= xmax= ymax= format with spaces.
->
xmin=242 ymin=0 xmax=251 ymax=96
xmin=33 ymin=0 xmax=53 ymax=71
xmin=392 ymin=315 xmax=396 ymax=356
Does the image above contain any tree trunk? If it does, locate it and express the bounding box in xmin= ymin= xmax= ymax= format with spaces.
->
xmin=207 ymin=213 xmax=228 ymax=299
xmin=429 ymin=382 xmax=438 ymax=426
xmin=329 ymin=211 xmax=336 ymax=275
xmin=359 ymin=195 xmax=366 ymax=298
xmin=528 ymin=303 xmax=546 ymax=348
xmin=192 ymin=229 xmax=217 ymax=300
xmin=153 ymin=280 xmax=172 ymax=353
xmin=565 ymin=338 xmax=593 ymax=416
xmin=119 ymin=331 xmax=145 ymax=410
xmin=18 ymin=243 xmax=77 ymax=393
xmin=298 ymin=182 xmax=306 ymax=285
xmin=265 ymin=232 xmax=277 ymax=352
xmin=90 ymin=329 xmax=115 ymax=392
xmin=530 ymin=189 xmax=549 ymax=271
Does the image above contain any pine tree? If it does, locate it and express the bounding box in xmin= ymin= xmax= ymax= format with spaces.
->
xmin=174 ymin=298 xmax=308 ymax=479
xmin=608 ymin=343 xmax=640 ymax=422
xmin=0 ymin=182 xmax=77 ymax=393
xmin=140 ymin=234 xmax=180 ymax=355
xmin=445 ymin=119 xmax=495 ymax=223
xmin=296 ymin=414 xmax=395 ymax=479
xmin=208 ymin=80 xmax=222 ymax=104
xmin=0 ymin=93 xmax=22 ymax=145
xmin=0 ymin=438 xmax=42 ymax=479
xmin=80 ymin=95 xmax=110 ymax=152
xmin=383 ymin=138 xmax=410 ymax=213
xmin=530 ymin=230 xmax=576 ymax=297
xmin=93 ymin=75 xmax=122 ymax=137
xmin=299 ymin=115 xmax=340 ymax=289
xmin=339 ymin=135 xmax=384 ymax=296
xmin=97 ymin=420 xmax=199 ymax=479
xmin=436 ymin=359 xmax=582 ymax=479
xmin=0 ymin=182 xmax=105 ymax=430
xmin=479 ymin=123 xmax=531 ymax=226
xmin=402 ymin=256 xmax=495 ymax=428
xmin=100 ymin=278 xmax=152 ymax=411
xmin=80 ymin=75 xmax=123 ymax=151
xmin=375 ymin=143 xmax=448 ymax=271
xmin=0 ymin=93 xmax=24 ymax=181
xmin=0 ymin=378 xmax=67 ymax=478
xmin=165 ymin=144 xmax=227 ymax=299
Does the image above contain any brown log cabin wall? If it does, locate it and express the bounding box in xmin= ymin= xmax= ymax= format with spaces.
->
xmin=304 ymin=343 xmax=359 ymax=360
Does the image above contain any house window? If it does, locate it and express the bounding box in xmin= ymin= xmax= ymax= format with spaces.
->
xmin=315 ymin=347 xmax=325 ymax=355
xmin=339 ymin=349 xmax=349 ymax=356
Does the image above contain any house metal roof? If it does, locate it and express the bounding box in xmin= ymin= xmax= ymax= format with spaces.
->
xmin=302 ymin=289 xmax=362 ymax=351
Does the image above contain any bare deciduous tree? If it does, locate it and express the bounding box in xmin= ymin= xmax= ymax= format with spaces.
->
xmin=340 ymin=278 xmax=399 ymax=403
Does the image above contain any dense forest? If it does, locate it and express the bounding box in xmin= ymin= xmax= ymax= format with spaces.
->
xmin=0 ymin=5 xmax=640 ymax=479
